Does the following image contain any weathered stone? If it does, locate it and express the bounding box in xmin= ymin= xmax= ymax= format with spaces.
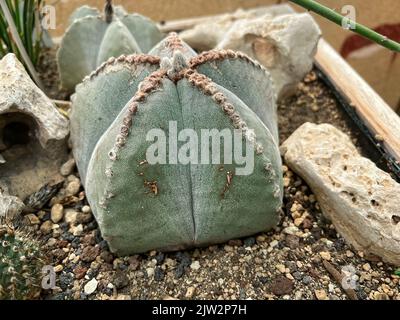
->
xmin=51 ymin=203 xmax=64 ymax=223
xmin=270 ymin=275 xmax=294 ymax=296
xmin=40 ymin=220 xmax=54 ymax=235
xmin=60 ymin=158 xmax=76 ymax=176
xmin=181 ymin=5 xmax=320 ymax=99
xmin=84 ymin=278 xmax=98 ymax=295
xmin=216 ymin=13 xmax=321 ymax=99
xmin=65 ymin=180 xmax=80 ymax=196
xmin=281 ymin=123 xmax=400 ymax=265
xmin=24 ymin=213 xmax=40 ymax=225
xmin=0 ymin=54 xmax=69 ymax=199
xmin=181 ymin=4 xmax=295 ymax=51
xmin=0 ymin=187 xmax=24 ymax=220
xmin=64 ymin=208 xmax=78 ymax=224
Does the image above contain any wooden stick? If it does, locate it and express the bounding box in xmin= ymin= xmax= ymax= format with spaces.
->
xmin=315 ymin=39 xmax=400 ymax=163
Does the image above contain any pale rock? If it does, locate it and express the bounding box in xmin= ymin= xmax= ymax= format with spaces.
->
xmin=146 ymin=267 xmax=154 ymax=277
xmin=70 ymin=223 xmax=83 ymax=236
xmin=47 ymin=238 xmax=57 ymax=247
xmin=181 ymin=5 xmax=320 ymax=99
xmin=64 ymin=208 xmax=78 ymax=224
xmin=0 ymin=187 xmax=24 ymax=220
xmin=276 ymin=264 xmax=286 ymax=273
xmin=84 ymin=278 xmax=98 ymax=295
xmin=281 ymin=123 xmax=400 ymax=265
xmin=65 ymin=180 xmax=80 ymax=196
xmin=362 ymin=263 xmax=371 ymax=272
xmin=54 ymin=265 xmax=63 ymax=273
xmin=269 ymin=240 xmax=279 ymax=248
xmin=283 ymin=226 xmax=299 ymax=235
xmin=180 ymin=4 xmax=295 ymax=50
xmin=0 ymin=54 xmax=69 ymax=199
xmin=40 ymin=220 xmax=54 ymax=234
xmin=60 ymin=158 xmax=76 ymax=176
xmin=216 ymin=13 xmax=320 ymax=99
xmin=185 ymin=287 xmax=196 ymax=298
xmin=190 ymin=261 xmax=201 ymax=271
xmin=82 ymin=205 xmax=91 ymax=213
xmin=320 ymin=251 xmax=331 ymax=261
xmin=163 ymin=295 xmax=179 ymax=300
xmin=51 ymin=203 xmax=64 ymax=223
xmin=314 ymin=289 xmax=328 ymax=300
xmin=25 ymin=213 xmax=40 ymax=225
xmin=113 ymin=294 xmax=131 ymax=300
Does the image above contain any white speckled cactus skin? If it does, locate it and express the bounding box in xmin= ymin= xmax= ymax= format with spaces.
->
xmin=70 ymin=33 xmax=283 ymax=255
xmin=57 ymin=0 xmax=163 ymax=93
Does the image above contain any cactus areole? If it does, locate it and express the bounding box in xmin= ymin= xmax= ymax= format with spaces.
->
xmin=57 ymin=0 xmax=163 ymax=92
xmin=70 ymin=33 xmax=283 ymax=255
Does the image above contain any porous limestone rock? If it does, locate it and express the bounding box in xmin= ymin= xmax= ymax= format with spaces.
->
xmin=180 ymin=4 xmax=296 ymax=52
xmin=0 ymin=54 xmax=69 ymax=199
xmin=180 ymin=5 xmax=321 ymax=99
xmin=0 ymin=185 xmax=24 ymax=221
xmin=216 ymin=13 xmax=321 ymax=99
xmin=281 ymin=123 xmax=400 ymax=265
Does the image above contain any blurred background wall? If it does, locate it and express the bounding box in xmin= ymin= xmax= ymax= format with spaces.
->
xmin=49 ymin=0 xmax=400 ymax=111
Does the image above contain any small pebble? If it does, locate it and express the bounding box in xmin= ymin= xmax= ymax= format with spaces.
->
xmin=185 ymin=287 xmax=196 ymax=298
xmin=319 ymin=251 xmax=331 ymax=261
xmin=60 ymin=158 xmax=76 ymax=176
xmin=25 ymin=214 xmax=40 ymax=225
xmin=190 ymin=261 xmax=201 ymax=271
xmin=40 ymin=220 xmax=54 ymax=235
xmin=315 ymin=289 xmax=328 ymax=300
xmin=51 ymin=203 xmax=64 ymax=223
xmin=64 ymin=209 xmax=78 ymax=224
xmin=146 ymin=268 xmax=155 ymax=277
xmin=66 ymin=180 xmax=80 ymax=196
xmin=84 ymin=278 xmax=98 ymax=295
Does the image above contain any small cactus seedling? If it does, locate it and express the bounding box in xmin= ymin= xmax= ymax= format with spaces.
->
xmin=0 ymin=225 xmax=44 ymax=300
xmin=70 ymin=33 xmax=282 ymax=255
xmin=57 ymin=0 xmax=163 ymax=92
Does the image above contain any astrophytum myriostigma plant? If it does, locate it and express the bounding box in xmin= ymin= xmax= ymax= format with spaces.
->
xmin=57 ymin=0 xmax=163 ymax=92
xmin=70 ymin=33 xmax=283 ymax=255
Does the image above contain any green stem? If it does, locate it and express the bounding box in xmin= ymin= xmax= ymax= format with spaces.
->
xmin=289 ymin=0 xmax=400 ymax=52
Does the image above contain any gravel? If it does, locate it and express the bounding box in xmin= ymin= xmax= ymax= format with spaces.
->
xmin=32 ymin=65 xmax=400 ymax=300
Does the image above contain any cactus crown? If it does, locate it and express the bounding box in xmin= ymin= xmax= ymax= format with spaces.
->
xmin=0 ymin=225 xmax=44 ymax=300
xmin=70 ymin=33 xmax=282 ymax=255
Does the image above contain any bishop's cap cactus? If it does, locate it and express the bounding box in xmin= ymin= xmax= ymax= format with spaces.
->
xmin=70 ymin=33 xmax=282 ymax=255
xmin=57 ymin=0 xmax=164 ymax=92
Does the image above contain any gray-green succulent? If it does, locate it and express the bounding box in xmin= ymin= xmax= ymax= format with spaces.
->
xmin=70 ymin=33 xmax=283 ymax=255
xmin=0 ymin=225 xmax=44 ymax=300
xmin=57 ymin=0 xmax=163 ymax=92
